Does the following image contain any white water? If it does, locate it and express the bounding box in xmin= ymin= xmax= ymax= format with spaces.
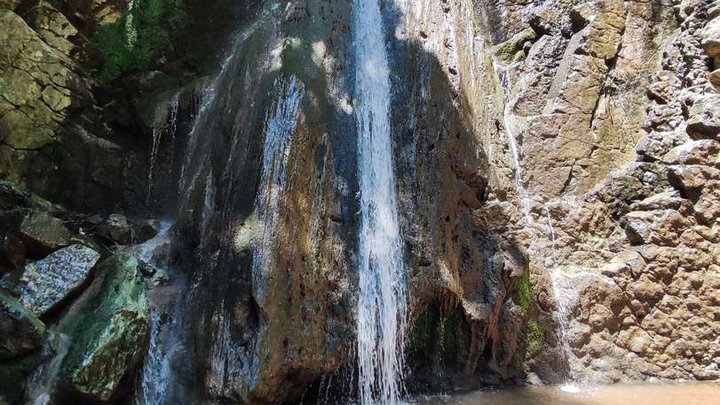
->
xmin=353 ymin=1 xmax=407 ymax=404
xmin=134 ymin=222 xmax=181 ymax=405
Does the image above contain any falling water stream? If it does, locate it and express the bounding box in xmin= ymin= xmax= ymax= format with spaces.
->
xmin=353 ymin=0 xmax=407 ymax=404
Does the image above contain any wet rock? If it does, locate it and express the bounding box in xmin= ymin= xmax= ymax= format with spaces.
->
xmin=2 ymin=244 xmax=100 ymax=316
xmin=130 ymin=219 xmax=161 ymax=243
xmin=18 ymin=211 xmax=71 ymax=255
xmin=0 ymin=291 xmax=45 ymax=360
xmin=60 ymin=253 xmax=149 ymax=402
xmin=151 ymin=269 xmax=169 ymax=286
xmin=95 ymin=214 xmax=132 ymax=245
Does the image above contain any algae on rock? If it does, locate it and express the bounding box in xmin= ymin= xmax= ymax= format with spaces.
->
xmin=59 ymin=253 xmax=149 ymax=401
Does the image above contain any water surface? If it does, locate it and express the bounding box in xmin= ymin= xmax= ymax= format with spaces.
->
xmin=418 ymin=384 xmax=720 ymax=405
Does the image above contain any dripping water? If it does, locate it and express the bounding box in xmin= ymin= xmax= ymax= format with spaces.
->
xmin=352 ymin=0 xmax=407 ymax=404
xmin=493 ymin=60 xmax=532 ymax=225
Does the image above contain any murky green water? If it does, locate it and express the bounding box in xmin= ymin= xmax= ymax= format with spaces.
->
xmin=417 ymin=383 xmax=720 ymax=405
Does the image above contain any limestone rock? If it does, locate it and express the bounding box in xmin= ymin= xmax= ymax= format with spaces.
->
xmin=0 ymin=291 xmax=45 ymax=360
xmin=686 ymin=95 xmax=720 ymax=138
xmin=18 ymin=211 xmax=71 ymax=254
xmin=624 ymin=209 xmax=692 ymax=245
xmin=701 ymin=16 xmax=720 ymax=60
xmin=668 ymin=164 xmax=720 ymax=191
xmin=2 ymin=244 xmax=100 ymax=316
xmin=60 ymin=253 xmax=149 ymax=402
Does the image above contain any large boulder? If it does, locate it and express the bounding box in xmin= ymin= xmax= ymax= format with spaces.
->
xmin=2 ymin=244 xmax=100 ymax=316
xmin=18 ymin=211 xmax=71 ymax=254
xmin=94 ymin=214 xmax=133 ymax=245
xmin=59 ymin=253 xmax=149 ymax=402
xmin=0 ymin=291 xmax=45 ymax=360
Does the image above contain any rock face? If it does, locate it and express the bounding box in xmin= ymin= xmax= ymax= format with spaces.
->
xmin=58 ymin=253 xmax=149 ymax=402
xmin=2 ymin=244 xmax=100 ymax=316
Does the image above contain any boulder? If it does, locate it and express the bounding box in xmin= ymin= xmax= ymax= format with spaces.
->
xmin=130 ymin=218 xmax=161 ymax=243
xmin=668 ymin=165 xmax=720 ymax=191
xmin=701 ymin=16 xmax=720 ymax=61
xmin=624 ymin=209 xmax=692 ymax=246
xmin=95 ymin=214 xmax=133 ymax=245
xmin=664 ymin=140 xmax=720 ymax=165
xmin=0 ymin=181 xmax=53 ymax=211
xmin=18 ymin=211 xmax=71 ymax=254
xmin=2 ymin=244 xmax=100 ymax=316
xmin=60 ymin=253 xmax=149 ymax=402
xmin=0 ymin=291 xmax=45 ymax=360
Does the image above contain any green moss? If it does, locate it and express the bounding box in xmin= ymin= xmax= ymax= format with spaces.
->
xmin=91 ymin=0 xmax=188 ymax=83
xmin=516 ymin=270 xmax=532 ymax=316
xmin=525 ymin=320 xmax=545 ymax=353
xmin=407 ymin=303 xmax=471 ymax=371
xmin=494 ymin=28 xmax=536 ymax=63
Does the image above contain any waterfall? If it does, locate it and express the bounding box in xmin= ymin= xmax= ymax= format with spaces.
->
xmin=352 ymin=1 xmax=407 ymax=404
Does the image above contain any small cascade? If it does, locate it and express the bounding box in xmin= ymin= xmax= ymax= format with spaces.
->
xmin=146 ymin=94 xmax=181 ymax=205
xmin=134 ymin=222 xmax=186 ymax=405
xmin=545 ymin=212 xmax=580 ymax=392
xmin=495 ymin=60 xmax=581 ymax=389
xmin=352 ymin=0 xmax=407 ymax=404
xmin=251 ymin=76 xmax=304 ymax=306
xmin=177 ymin=20 xmax=261 ymax=197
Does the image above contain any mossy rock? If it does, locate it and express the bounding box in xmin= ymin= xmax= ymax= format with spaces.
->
xmin=60 ymin=253 xmax=149 ymax=401
xmin=495 ymin=28 xmax=537 ymax=64
xmin=524 ymin=320 xmax=545 ymax=354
